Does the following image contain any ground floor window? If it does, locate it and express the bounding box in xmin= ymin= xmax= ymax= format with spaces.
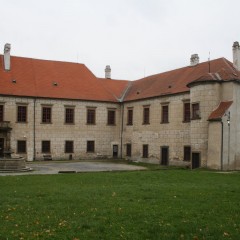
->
xmin=42 ymin=141 xmax=51 ymax=153
xmin=17 ymin=140 xmax=26 ymax=153
xmin=126 ymin=144 xmax=132 ymax=157
xmin=87 ymin=141 xmax=95 ymax=152
xmin=184 ymin=146 xmax=191 ymax=161
xmin=142 ymin=144 xmax=148 ymax=158
xmin=65 ymin=141 xmax=74 ymax=153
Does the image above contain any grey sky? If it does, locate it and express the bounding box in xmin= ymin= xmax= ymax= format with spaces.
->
xmin=1 ymin=0 xmax=239 ymax=80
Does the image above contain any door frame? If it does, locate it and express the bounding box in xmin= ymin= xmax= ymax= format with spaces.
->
xmin=192 ymin=152 xmax=201 ymax=169
xmin=160 ymin=146 xmax=169 ymax=166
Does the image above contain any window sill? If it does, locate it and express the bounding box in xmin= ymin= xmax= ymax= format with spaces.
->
xmin=16 ymin=121 xmax=28 ymax=124
xmin=41 ymin=122 xmax=52 ymax=124
xmin=127 ymin=124 xmax=133 ymax=126
xmin=161 ymin=121 xmax=169 ymax=124
xmin=191 ymin=117 xmax=201 ymax=120
xmin=107 ymin=124 xmax=116 ymax=126
xmin=182 ymin=120 xmax=191 ymax=123
xmin=142 ymin=123 xmax=150 ymax=125
xmin=65 ymin=123 xmax=75 ymax=125
xmin=86 ymin=123 xmax=96 ymax=125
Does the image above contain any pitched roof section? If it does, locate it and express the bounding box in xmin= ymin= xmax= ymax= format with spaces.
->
xmin=0 ymin=56 xmax=119 ymax=102
xmin=208 ymin=101 xmax=233 ymax=121
xmin=124 ymin=58 xmax=237 ymax=101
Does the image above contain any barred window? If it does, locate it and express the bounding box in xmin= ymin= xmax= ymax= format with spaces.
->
xmin=143 ymin=107 xmax=150 ymax=124
xmin=42 ymin=107 xmax=52 ymax=123
xmin=87 ymin=109 xmax=96 ymax=124
xmin=65 ymin=108 xmax=74 ymax=124
xmin=42 ymin=141 xmax=51 ymax=153
xmin=127 ymin=109 xmax=133 ymax=125
xmin=65 ymin=141 xmax=74 ymax=153
xmin=183 ymin=102 xmax=191 ymax=122
xmin=108 ymin=110 xmax=115 ymax=125
xmin=17 ymin=106 xmax=27 ymax=122
xmin=142 ymin=144 xmax=148 ymax=158
xmin=17 ymin=140 xmax=26 ymax=153
xmin=87 ymin=141 xmax=95 ymax=152
xmin=0 ymin=105 xmax=3 ymax=122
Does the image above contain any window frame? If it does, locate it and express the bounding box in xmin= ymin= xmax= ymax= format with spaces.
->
xmin=184 ymin=146 xmax=191 ymax=161
xmin=65 ymin=140 xmax=74 ymax=153
xmin=42 ymin=140 xmax=51 ymax=153
xmin=127 ymin=108 xmax=133 ymax=125
xmin=143 ymin=106 xmax=150 ymax=125
xmin=161 ymin=105 xmax=169 ymax=123
xmin=42 ymin=106 xmax=52 ymax=123
xmin=0 ymin=105 xmax=4 ymax=122
xmin=107 ymin=109 xmax=116 ymax=125
xmin=126 ymin=143 xmax=132 ymax=157
xmin=17 ymin=140 xmax=27 ymax=153
xmin=183 ymin=102 xmax=191 ymax=122
xmin=142 ymin=144 xmax=149 ymax=158
xmin=192 ymin=102 xmax=200 ymax=120
xmin=87 ymin=141 xmax=95 ymax=153
xmin=87 ymin=108 xmax=96 ymax=125
xmin=17 ymin=105 xmax=27 ymax=123
xmin=65 ymin=107 xmax=75 ymax=124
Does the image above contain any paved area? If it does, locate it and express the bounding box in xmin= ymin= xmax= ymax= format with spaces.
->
xmin=0 ymin=161 xmax=146 ymax=176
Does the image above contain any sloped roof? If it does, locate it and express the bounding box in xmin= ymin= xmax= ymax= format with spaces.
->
xmin=124 ymin=58 xmax=238 ymax=101
xmin=0 ymin=55 xmax=119 ymax=102
xmin=208 ymin=101 xmax=233 ymax=121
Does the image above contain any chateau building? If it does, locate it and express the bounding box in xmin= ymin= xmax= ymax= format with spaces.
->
xmin=1 ymin=42 xmax=240 ymax=170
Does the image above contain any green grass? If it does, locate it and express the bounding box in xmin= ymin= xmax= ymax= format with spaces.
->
xmin=0 ymin=170 xmax=240 ymax=240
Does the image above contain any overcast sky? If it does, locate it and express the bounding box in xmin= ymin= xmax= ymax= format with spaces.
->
xmin=1 ymin=0 xmax=239 ymax=80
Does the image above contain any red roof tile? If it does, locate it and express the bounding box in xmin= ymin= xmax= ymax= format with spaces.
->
xmin=124 ymin=58 xmax=238 ymax=101
xmin=0 ymin=56 xmax=118 ymax=102
xmin=208 ymin=101 xmax=233 ymax=121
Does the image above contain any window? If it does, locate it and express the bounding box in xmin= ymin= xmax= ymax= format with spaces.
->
xmin=42 ymin=106 xmax=52 ymax=123
xmin=126 ymin=144 xmax=132 ymax=157
xmin=0 ymin=105 xmax=3 ymax=122
xmin=143 ymin=106 xmax=150 ymax=124
xmin=65 ymin=108 xmax=74 ymax=124
xmin=192 ymin=103 xmax=200 ymax=120
xmin=184 ymin=146 xmax=191 ymax=161
xmin=108 ymin=110 xmax=115 ymax=125
xmin=17 ymin=105 xmax=27 ymax=122
xmin=161 ymin=105 xmax=169 ymax=123
xmin=42 ymin=141 xmax=51 ymax=153
xmin=87 ymin=108 xmax=96 ymax=124
xmin=142 ymin=144 xmax=148 ymax=158
xmin=87 ymin=141 xmax=95 ymax=152
xmin=17 ymin=140 xmax=26 ymax=153
xmin=65 ymin=141 xmax=74 ymax=153
xmin=127 ymin=108 xmax=133 ymax=125
xmin=183 ymin=102 xmax=191 ymax=122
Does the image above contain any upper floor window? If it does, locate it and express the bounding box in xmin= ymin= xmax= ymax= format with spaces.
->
xmin=87 ymin=108 xmax=96 ymax=124
xmin=65 ymin=108 xmax=74 ymax=124
xmin=87 ymin=140 xmax=95 ymax=152
xmin=108 ymin=109 xmax=116 ymax=125
xmin=183 ymin=102 xmax=191 ymax=122
xmin=42 ymin=140 xmax=51 ymax=153
xmin=17 ymin=105 xmax=27 ymax=123
xmin=192 ymin=103 xmax=200 ymax=120
xmin=127 ymin=108 xmax=133 ymax=125
xmin=143 ymin=106 xmax=150 ymax=125
xmin=0 ymin=105 xmax=3 ymax=122
xmin=65 ymin=141 xmax=74 ymax=153
xmin=142 ymin=144 xmax=149 ymax=158
xmin=161 ymin=105 xmax=169 ymax=123
xmin=42 ymin=106 xmax=52 ymax=123
xmin=17 ymin=140 xmax=26 ymax=153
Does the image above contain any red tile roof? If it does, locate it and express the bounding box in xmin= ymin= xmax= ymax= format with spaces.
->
xmin=0 ymin=55 xmax=239 ymax=103
xmin=208 ymin=101 xmax=233 ymax=121
xmin=124 ymin=58 xmax=238 ymax=101
xmin=0 ymin=56 xmax=118 ymax=102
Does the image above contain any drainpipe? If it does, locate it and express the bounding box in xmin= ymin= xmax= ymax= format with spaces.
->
xmin=120 ymin=103 xmax=124 ymax=159
xmin=220 ymin=120 xmax=223 ymax=171
xmin=33 ymin=98 xmax=36 ymax=161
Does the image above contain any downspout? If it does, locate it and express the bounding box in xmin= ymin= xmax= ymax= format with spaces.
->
xmin=33 ymin=98 xmax=36 ymax=161
xmin=120 ymin=103 xmax=124 ymax=159
xmin=221 ymin=120 xmax=223 ymax=171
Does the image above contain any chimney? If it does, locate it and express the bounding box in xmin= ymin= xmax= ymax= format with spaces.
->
xmin=4 ymin=43 xmax=11 ymax=71
xmin=105 ymin=65 xmax=111 ymax=79
xmin=190 ymin=54 xmax=199 ymax=66
xmin=233 ymin=41 xmax=240 ymax=71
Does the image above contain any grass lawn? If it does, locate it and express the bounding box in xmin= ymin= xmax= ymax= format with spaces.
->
xmin=0 ymin=169 xmax=240 ymax=240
